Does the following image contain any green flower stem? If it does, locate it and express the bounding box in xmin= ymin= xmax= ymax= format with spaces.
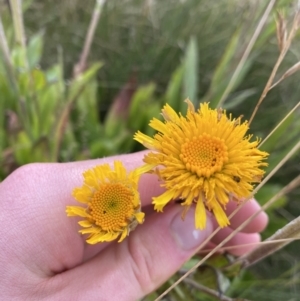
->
xmin=9 ymin=0 xmax=26 ymax=49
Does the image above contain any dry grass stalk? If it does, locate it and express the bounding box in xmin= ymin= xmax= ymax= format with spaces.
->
xmin=249 ymin=8 xmax=300 ymax=125
xmin=73 ymin=0 xmax=106 ymax=77
xmin=269 ymin=61 xmax=300 ymax=89
xmin=198 ymin=237 xmax=300 ymax=254
xmin=238 ymin=207 xmax=300 ymax=268
xmin=251 ymin=141 xmax=300 ymax=197
xmin=183 ymin=278 xmax=251 ymax=301
xmin=260 ymin=101 xmax=300 ymax=147
xmin=53 ymin=85 xmax=85 ymax=161
xmin=237 ymin=175 xmax=300 ymax=268
xmin=56 ymin=0 xmax=106 ymax=160
xmin=276 ymin=10 xmax=287 ymax=53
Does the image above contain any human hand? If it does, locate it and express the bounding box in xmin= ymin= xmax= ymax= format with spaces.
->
xmin=0 ymin=152 xmax=268 ymax=300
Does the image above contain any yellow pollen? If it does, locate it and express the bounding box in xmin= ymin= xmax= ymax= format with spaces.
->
xmin=180 ymin=133 xmax=228 ymax=178
xmin=89 ymin=183 xmax=135 ymax=231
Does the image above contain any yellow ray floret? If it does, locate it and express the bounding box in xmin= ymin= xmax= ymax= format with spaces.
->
xmin=66 ymin=161 xmax=145 ymax=244
xmin=134 ymin=99 xmax=268 ymax=229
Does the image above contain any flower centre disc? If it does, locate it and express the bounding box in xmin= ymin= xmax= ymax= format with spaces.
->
xmin=89 ymin=183 xmax=134 ymax=231
xmin=180 ymin=134 xmax=228 ymax=178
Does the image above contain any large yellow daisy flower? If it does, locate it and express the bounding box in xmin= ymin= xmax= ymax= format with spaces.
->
xmin=66 ymin=161 xmax=145 ymax=244
xmin=134 ymin=99 xmax=268 ymax=229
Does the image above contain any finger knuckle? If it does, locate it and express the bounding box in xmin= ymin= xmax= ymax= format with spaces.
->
xmin=127 ymin=236 xmax=157 ymax=294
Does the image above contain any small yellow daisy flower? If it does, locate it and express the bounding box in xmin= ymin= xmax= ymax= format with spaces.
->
xmin=134 ymin=99 xmax=268 ymax=229
xmin=66 ymin=161 xmax=145 ymax=244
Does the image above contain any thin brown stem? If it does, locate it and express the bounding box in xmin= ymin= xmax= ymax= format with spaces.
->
xmin=52 ymin=85 xmax=85 ymax=161
xmin=259 ymin=101 xmax=300 ymax=147
xmin=183 ymin=278 xmax=250 ymax=301
xmin=249 ymin=9 xmax=300 ymax=125
xmin=269 ymin=61 xmax=300 ymax=90
xmin=237 ymin=175 xmax=300 ymax=268
xmin=199 ymin=238 xmax=300 ymax=254
xmin=73 ymin=0 xmax=106 ymax=77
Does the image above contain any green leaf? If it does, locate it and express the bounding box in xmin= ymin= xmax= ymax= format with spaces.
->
xmin=27 ymin=31 xmax=44 ymax=69
xmin=23 ymin=0 xmax=34 ymax=12
xmin=165 ymin=65 xmax=184 ymax=112
xmin=211 ymin=29 xmax=241 ymax=90
xmin=224 ymin=88 xmax=257 ymax=110
xmin=13 ymin=131 xmax=50 ymax=164
xmin=103 ymin=114 xmax=127 ymax=138
xmin=260 ymin=113 xmax=295 ymax=153
xmin=183 ymin=36 xmax=198 ymax=108
xmin=68 ymin=62 xmax=103 ymax=100
xmin=144 ymin=102 xmax=161 ymax=135
xmin=11 ymin=46 xmax=27 ymax=71
xmin=255 ymin=183 xmax=287 ymax=210
xmin=128 ymin=83 xmax=156 ymax=130
xmin=201 ymin=29 xmax=254 ymax=108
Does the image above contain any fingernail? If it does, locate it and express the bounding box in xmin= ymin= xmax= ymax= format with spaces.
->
xmin=170 ymin=207 xmax=213 ymax=251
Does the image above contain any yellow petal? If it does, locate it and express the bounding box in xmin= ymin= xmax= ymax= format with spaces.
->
xmin=94 ymin=164 xmax=110 ymax=182
xmin=195 ymin=195 xmax=206 ymax=229
xmin=184 ymin=98 xmax=195 ymax=113
xmin=72 ymin=186 xmax=92 ymax=203
xmin=99 ymin=232 xmax=120 ymax=242
xmin=114 ymin=160 xmax=126 ymax=179
xmin=135 ymin=212 xmax=145 ymax=224
xmin=78 ymin=220 xmax=93 ymax=228
xmin=83 ymin=169 xmax=99 ymax=187
xmin=212 ymin=201 xmax=230 ymax=228
xmin=135 ymin=164 xmax=156 ymax=175
xmin=134 ymin=131 xmax=156 ymax=149
xmin=152 ymin=189 xmax=175 ymax=211
xmin=86 ymin=233 xmax=105 ymax=244
xmin=118 ymin=228 xmax=128 ymax=242
xmin=79 ymin=227 xmax=101 ymax=234
xmin=161 ymin=103 xmax=180 ymax=122
xmin=66 ymin=206 xmax=89 ymax=217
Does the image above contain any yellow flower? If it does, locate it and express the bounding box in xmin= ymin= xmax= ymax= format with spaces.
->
xmin=134 ymin=99 xmax=268 ymax=229
xmin=66 ymin=161 xmax=145 ymax=244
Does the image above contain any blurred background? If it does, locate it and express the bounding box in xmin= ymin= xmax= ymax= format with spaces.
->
xmin=0 ymin=0 xmax=300 ymax=300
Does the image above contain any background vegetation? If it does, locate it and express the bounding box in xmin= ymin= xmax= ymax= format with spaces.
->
xmin=0 ymin=0 xmax=300 ymax=300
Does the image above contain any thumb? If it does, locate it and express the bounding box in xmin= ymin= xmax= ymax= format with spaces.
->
xmin=55 ymin=205 xmax=213 ymax=300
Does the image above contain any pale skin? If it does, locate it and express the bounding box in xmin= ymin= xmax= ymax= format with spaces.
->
xmin=0 ymin=151 xmax=268 ymax=300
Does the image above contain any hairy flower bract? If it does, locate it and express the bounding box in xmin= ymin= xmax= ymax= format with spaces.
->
xmin=134 ymin=99 xmax=268 ymax=229
xmin=66 ymin=161 xmax=145 ymax=244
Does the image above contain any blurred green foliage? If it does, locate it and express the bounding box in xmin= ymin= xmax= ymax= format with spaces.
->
xmin=1 ymin=0 xmax=300 ymax=300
